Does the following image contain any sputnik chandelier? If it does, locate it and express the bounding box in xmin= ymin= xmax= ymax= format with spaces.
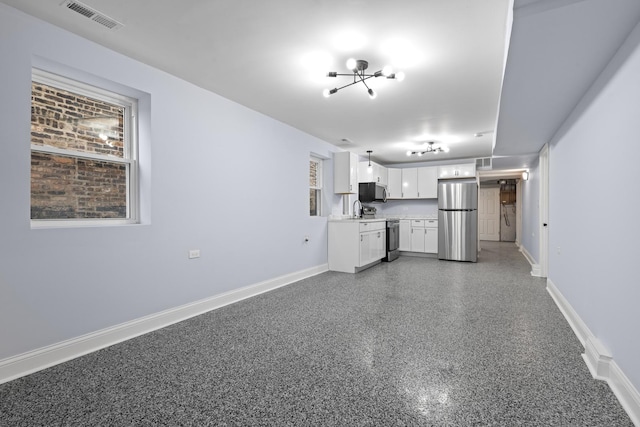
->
xmin=406 ymin=141 xmax=449 ymax=156
xmin=323 ymin=58 xmax=405 ymax=99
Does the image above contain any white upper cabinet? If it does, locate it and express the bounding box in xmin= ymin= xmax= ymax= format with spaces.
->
xmin=438 ymin=163 xmax=476 ymax=179
xmin=358 ymin=161 xmax=388 ymax=186
xmin=398 ymin=166 xmax=437 ymax=199
xmin=402 ymin=168 xmax=418 ymax=198
xmin=333 ymin=151 xmax=358 ymax=194
xmin=387 ymin=168 xmax=402 ymax=199
xmin=417 ymin=167 xmax=438 ymax=198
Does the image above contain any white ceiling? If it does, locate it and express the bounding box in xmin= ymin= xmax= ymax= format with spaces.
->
xmin=3 ymin=0 xmax=640 ymax=172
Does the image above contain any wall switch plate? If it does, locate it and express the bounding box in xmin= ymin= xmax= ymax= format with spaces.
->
xmin=188 ymin=249 xmax=200 ymax=259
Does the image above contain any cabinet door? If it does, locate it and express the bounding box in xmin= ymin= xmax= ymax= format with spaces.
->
xmin=374 ymin=229 xmax=386 ymax=260
xmin=359 ymin=231 xmax=372 ymax=266
xmin=358 ymin=161 xmax=376 ymax=183
xmin=388 ymin=168 xmax=402 ymax=199
xmin=399 ymin=220 xmax=411 ymax=251
xmin=438 ymin=163 xmax=476 ymax=179
xmin=417 ymin=167 xmax=437 ymax=198
xmin=402 ymin=168 xmax=418 ymax=198
xmin=333 ymin=151 xmax=358 ymax=194
xmin=377 ymin=165 xmax=388 ymax=186
xmin=424 ymin=227 xmax=438 ymax=253
xmin=410 ymin=227 xmax=426 ymax=252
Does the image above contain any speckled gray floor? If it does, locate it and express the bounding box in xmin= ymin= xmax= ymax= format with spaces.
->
xmin=0 ymin=242 xmax=632 ymax=426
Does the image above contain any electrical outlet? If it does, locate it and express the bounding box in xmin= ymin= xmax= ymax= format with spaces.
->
xmin=188 ymin=249 xmax=200 ymax=259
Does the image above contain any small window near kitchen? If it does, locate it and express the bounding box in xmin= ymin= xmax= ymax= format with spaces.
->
xmin=309 ymin=156 xmax=322 ymax=216
xmin=30 ymin=68 xmax=138 ymax=226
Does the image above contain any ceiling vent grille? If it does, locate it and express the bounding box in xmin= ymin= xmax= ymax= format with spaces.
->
xmin=476 ymin=157 xmax=492 ymax=170
xmin=61 ymin=0 xmax=123 ymax=30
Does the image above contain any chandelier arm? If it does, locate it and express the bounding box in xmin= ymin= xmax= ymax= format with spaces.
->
xmin=332 ymin=74 xmax=377 ymax=92
xmin=355 ymin=70 xmax=374 ymax=91
xmin=332 ymin=73 xmax=378 ymax=77
xmin=333 ymin=80 xmax=366 ymax=92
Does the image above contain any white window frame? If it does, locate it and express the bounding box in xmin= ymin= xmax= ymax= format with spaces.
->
xmin=310 ymin=155 xmax=323 ymax=217
xmin=31 ymin=68 xmax=139 ymax=228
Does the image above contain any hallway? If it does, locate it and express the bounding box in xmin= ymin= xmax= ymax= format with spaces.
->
xmin=0 ymin=242 xmax=631 ymax=425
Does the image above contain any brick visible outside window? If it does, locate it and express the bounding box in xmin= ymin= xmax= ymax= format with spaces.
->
xmin=30 ymin=70 xmax=137 ymax=223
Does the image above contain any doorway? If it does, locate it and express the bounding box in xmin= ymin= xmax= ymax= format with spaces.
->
xmin=479 ymin=180 xmax=519 ymax=243
xmin=479 ymin=187 xmax=500 ymax=241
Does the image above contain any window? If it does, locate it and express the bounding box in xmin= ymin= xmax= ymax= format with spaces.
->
xmin=30 ymin=69 xmax=138 ymax=226
xmin=309 ymin=156 xmax=322 ymax=216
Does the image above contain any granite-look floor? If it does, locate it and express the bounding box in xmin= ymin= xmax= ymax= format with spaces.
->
xmin=0 ymin=242 xmax=632 ymax=426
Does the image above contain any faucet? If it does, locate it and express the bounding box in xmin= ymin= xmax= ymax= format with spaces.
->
xmin=353 ymin=199 xmax=362 ymax=219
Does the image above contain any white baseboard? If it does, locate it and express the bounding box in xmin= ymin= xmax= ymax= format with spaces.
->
xmin=519 ymin=244 xmax=541 ymax=277
xmin=546 ymin=279 xmax=589 ymax=346
xmin=0 ymin=264 xmax=328 ymax=385
xmin=547 ymin=279 xmax=640 ymax=426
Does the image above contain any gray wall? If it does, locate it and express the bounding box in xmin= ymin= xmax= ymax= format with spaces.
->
xmin=548 ymin=19 xmax=640 ymax=391
xmin=0 ymin=4 xmax=340 ymax=360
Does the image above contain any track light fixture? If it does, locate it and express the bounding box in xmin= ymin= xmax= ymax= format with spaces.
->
xmin=323 ymin=59 xmax=404 ymax=99
xmin=406 ymin=141 xmax=449 ymax=156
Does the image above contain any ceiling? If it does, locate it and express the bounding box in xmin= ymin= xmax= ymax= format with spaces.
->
xmin=3 ymin=0 xmax=640 ymax=172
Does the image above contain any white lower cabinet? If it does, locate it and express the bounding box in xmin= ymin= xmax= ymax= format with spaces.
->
xmin=399 ymin=220 xmax=411 ymax=251
xmin=425 ymin=220 xmax=438 ymax=253
xmin=400 ymin=219 xmax=438 ymax=254
xmin=329 ymin=220 xmax=386 ymax=273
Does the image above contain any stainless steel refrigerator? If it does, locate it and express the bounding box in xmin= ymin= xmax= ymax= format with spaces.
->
xmin=438 ymin=178 xmax=478 ymax=262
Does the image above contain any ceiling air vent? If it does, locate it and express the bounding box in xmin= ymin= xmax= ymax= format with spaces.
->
xmin=61 ymin=0 xmax=123 ymax=30
xmin=476 ymin=157 xmax=492 ymax=170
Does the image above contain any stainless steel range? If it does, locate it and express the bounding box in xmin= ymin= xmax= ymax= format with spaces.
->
xmin=383 ymin=219 xmax=399 ymax=262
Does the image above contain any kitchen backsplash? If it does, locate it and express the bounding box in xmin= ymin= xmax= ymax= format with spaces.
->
xmin=372 ymin=199 xmax=438 ymax=217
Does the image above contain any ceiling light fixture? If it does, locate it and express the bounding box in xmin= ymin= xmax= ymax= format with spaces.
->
xmin=522 ymin=171 xmax=529 ymax=181
xmin=323 ymin=59 xmax=404 ymax=99
xmin=406 ymin=141 xmax=449 ymax=156
xmin=366 ymin=150 xmax=373 ymax=171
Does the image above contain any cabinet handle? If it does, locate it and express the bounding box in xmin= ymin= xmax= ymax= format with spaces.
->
xmin=361 ymin=235 xmax=363 ymax=242
xmin=378 ymin=232 xmax=381 ymax=238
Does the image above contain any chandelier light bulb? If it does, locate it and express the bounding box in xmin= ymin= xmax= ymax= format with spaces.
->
xmin=346 ymin=58 xmax=357 ymax=71
xmin=395 ymin=71 xmax=405 ymax=82
xmin=322 ymin=89 xmax=331 ymax=98
xmin=406 ymin=151 xmax=412 ymax=156
xmin=382 ymin=65 xmax=393 ymax=77
xmin=368 ymin=88 xmax=377 ymax=99
xmin=443 ymin=146 xmax=450 ymax=153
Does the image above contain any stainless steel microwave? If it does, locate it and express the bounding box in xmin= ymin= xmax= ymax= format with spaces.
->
xmin=358 ymin=182 xmax=387 ymax=203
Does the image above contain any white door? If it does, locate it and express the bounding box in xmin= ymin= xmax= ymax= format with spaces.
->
xmin=410 ymin=227 xmax=425 ymax=252
xmin=478 ymin=187 xmax=500 ymax=241
xmin=417 ymin=167 xmax=438 ymax=198
xmin=402 ymin=168 xmax=418 ymax=198
xmin=540 ymin=144 xmax=549 ymax=278
xmin=399 ymin=220 xmax=411 ymax=251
